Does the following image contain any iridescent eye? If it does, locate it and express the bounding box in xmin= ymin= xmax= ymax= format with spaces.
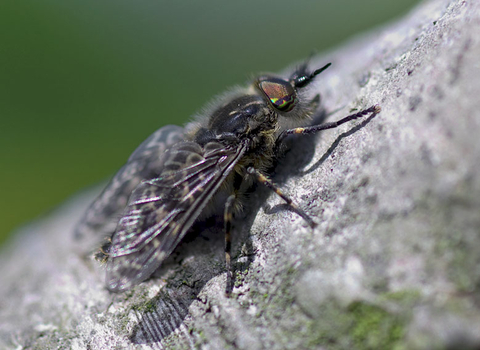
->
xmin=257 ymin=77 xmax=298 ymax=112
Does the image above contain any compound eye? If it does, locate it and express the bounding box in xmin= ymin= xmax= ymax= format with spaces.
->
xmin=257 ymin=77 xmax=298 ymax=112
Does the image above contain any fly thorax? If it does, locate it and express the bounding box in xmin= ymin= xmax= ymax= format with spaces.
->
xmin=207 ymin=95 xmax=268 ymax=138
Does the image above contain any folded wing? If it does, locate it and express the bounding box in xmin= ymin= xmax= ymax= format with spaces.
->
xmin=106 ymin=140 xmax=247 ymax=292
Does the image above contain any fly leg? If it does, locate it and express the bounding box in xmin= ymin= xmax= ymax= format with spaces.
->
xmin=224 ymin=194 xmax=236 ymax=295
xmin=246 ymin=167 xmax=316 ymax=228
xmin=277 ymin=105 xmax=381 ymax=144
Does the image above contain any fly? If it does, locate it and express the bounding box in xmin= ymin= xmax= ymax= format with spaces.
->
xmin=75 ymin=62 xmax=380 ymax=293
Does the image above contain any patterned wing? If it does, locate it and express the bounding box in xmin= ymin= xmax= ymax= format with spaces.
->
xmin=75 ymin=125 xmax=185 ymax=248
xmin=106 ymin=140 xmax=247 ymax=292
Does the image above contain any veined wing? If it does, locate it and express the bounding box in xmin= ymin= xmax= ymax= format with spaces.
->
xmin=74 ymin=125 xmax=184 ymax=247
xmin=106 ymin=140 xmax=247 ymax=292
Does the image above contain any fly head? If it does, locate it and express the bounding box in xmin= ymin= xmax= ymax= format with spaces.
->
xmin=255 ymin=62 xmax=331 ymax=124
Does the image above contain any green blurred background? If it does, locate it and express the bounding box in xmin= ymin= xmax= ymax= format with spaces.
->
xmin=0 ymin=0 xmax=421 ymax=245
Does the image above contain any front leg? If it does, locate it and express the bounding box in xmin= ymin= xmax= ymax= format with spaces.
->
xmin=277 ymin=105 xmax=381 ymax=145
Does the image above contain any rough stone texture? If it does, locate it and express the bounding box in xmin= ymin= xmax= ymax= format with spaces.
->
xmin=1 ymin=0 xmax=480 ymax=348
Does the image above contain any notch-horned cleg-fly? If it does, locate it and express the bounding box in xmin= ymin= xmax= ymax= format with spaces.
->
xmin=75 ymin=62 xmax=380 ymax=293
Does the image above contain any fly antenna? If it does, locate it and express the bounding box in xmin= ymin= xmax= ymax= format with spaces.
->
xmin=294 ymin=62 xmax=331 ymax=88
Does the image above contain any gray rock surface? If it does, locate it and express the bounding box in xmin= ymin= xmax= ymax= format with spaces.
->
xmin=1 ymin=0 xmax=480 ymax=348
